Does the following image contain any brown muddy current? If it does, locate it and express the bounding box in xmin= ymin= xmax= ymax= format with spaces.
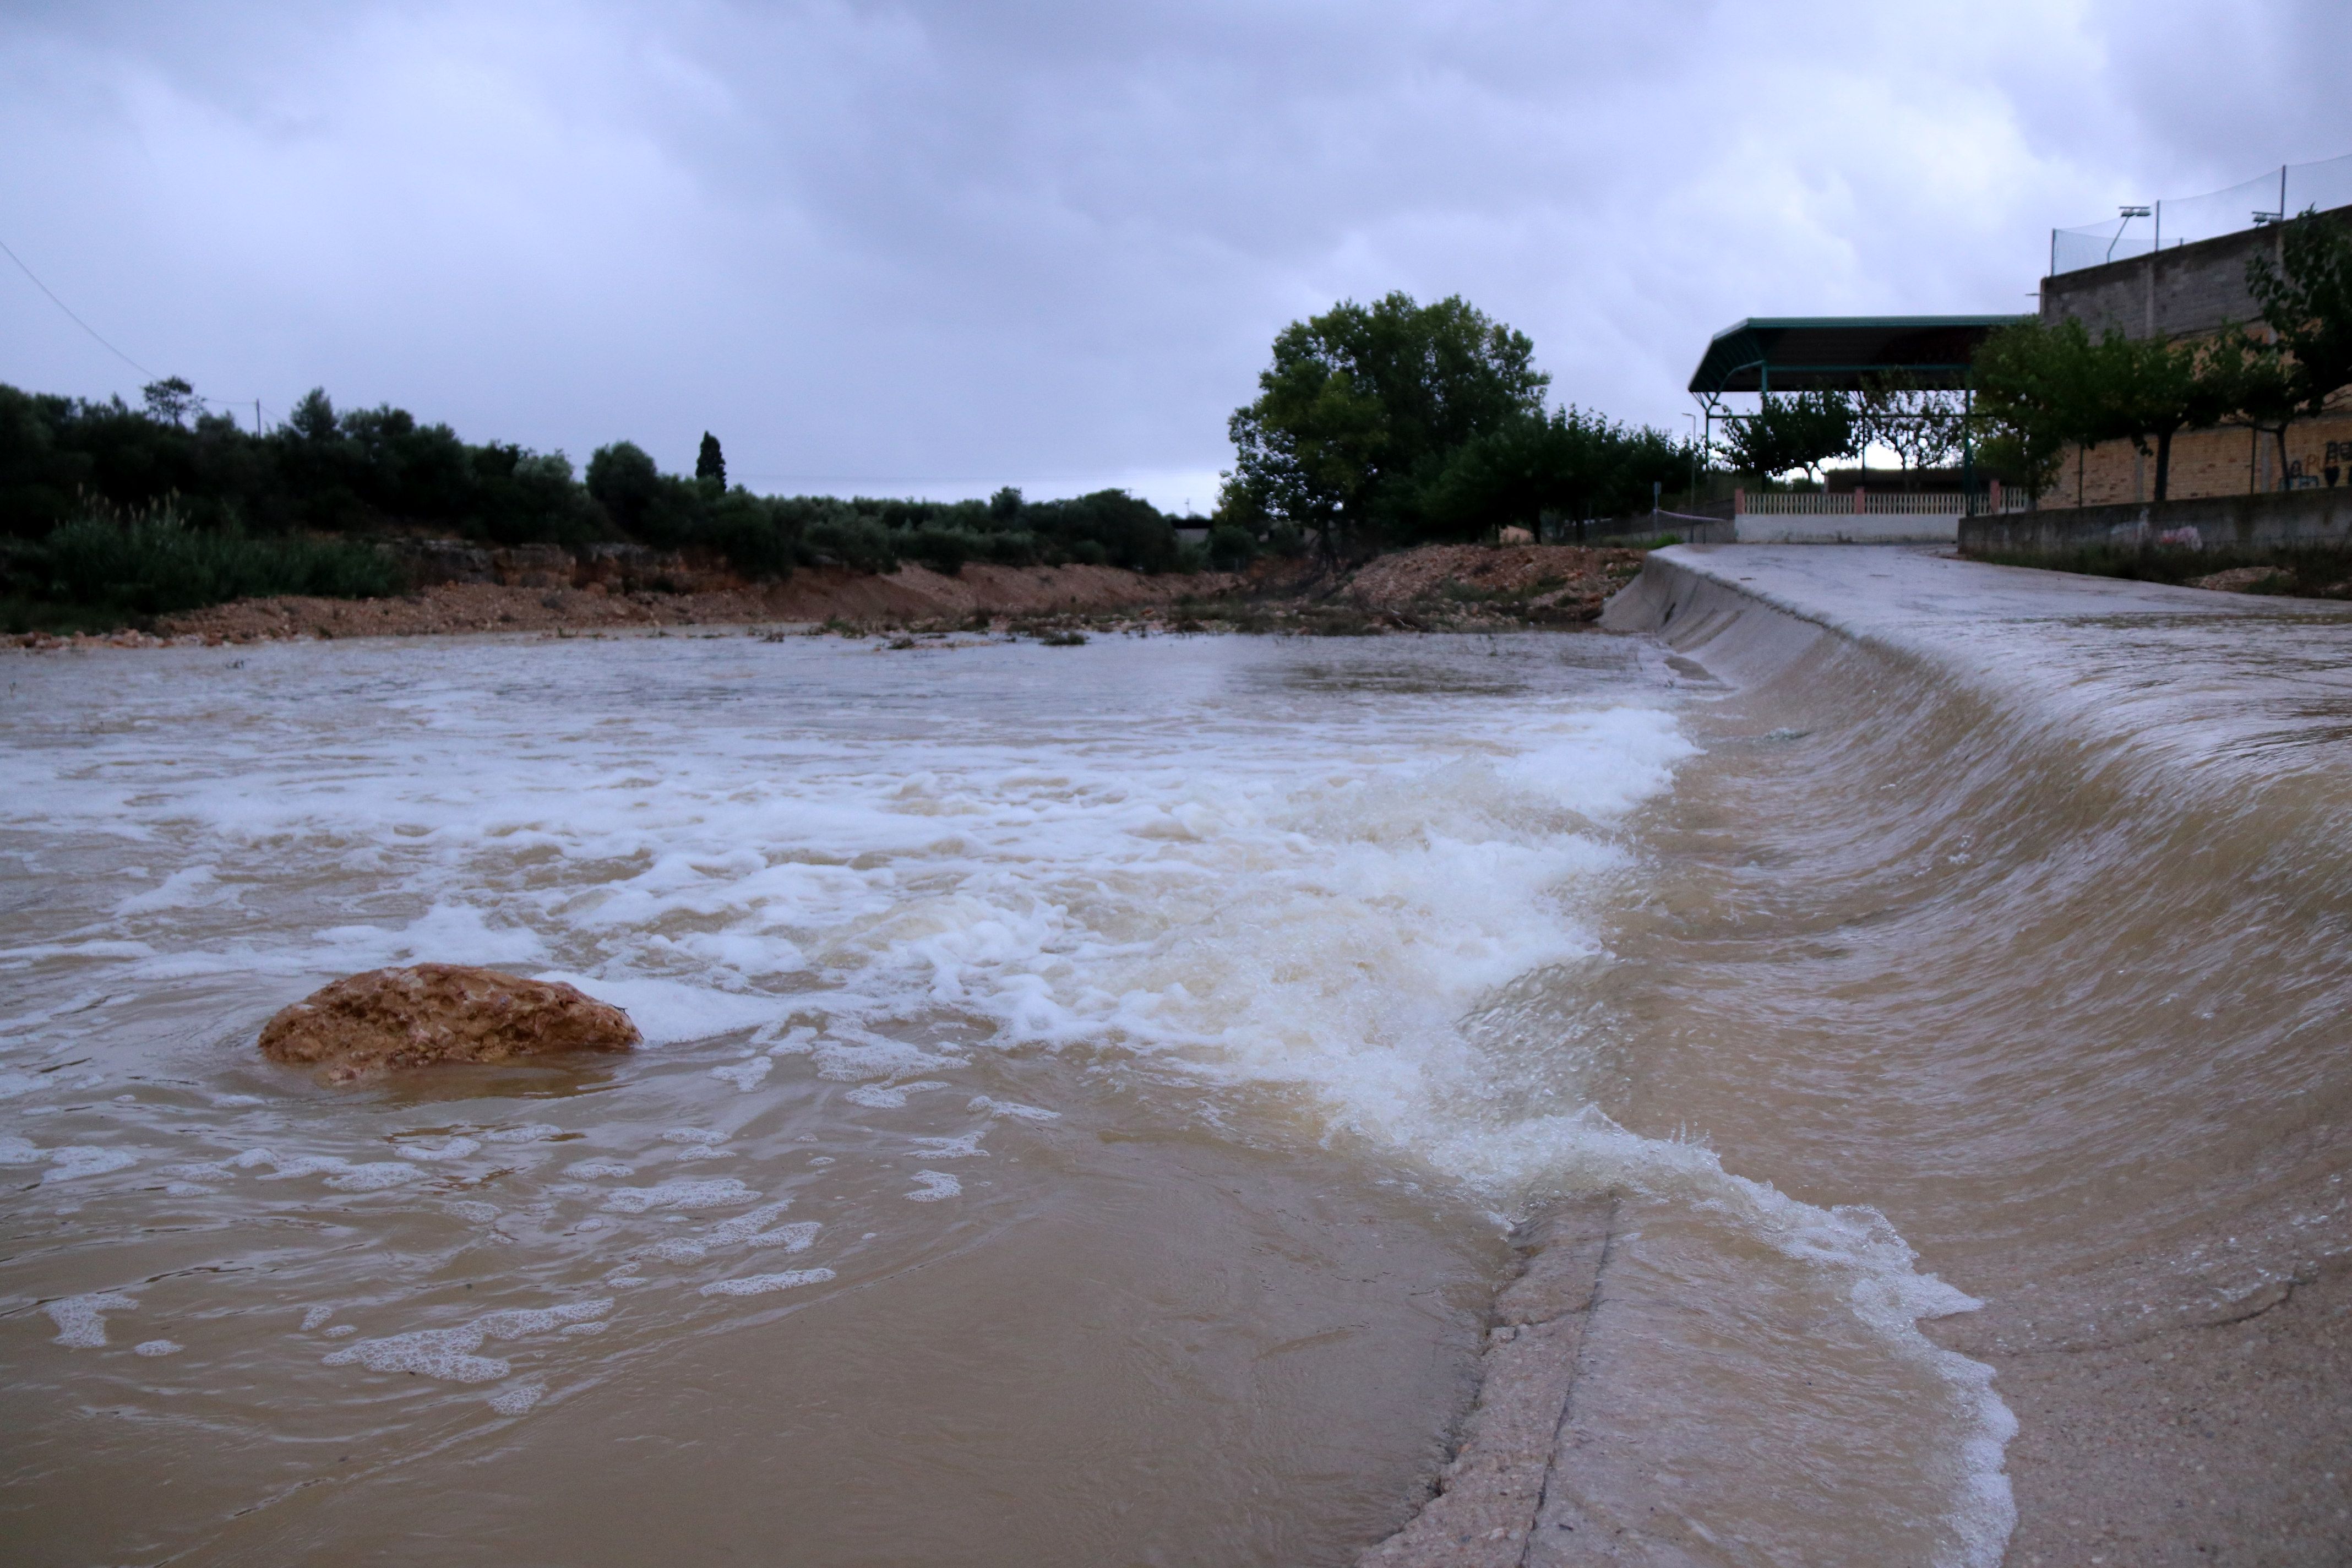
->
xmin=4 ymin=570 xmax=2349 ymax=1566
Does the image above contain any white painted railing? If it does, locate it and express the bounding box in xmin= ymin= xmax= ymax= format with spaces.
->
xmin=1734 ymin=487 xmax=2032 ymax=516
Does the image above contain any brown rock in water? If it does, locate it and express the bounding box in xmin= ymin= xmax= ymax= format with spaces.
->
xmin=258 ymin=964 xmax=640 ymax=1081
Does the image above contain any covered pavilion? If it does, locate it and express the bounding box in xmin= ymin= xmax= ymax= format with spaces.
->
xmin=1687 ymin=314 xmax=2032 ymax=492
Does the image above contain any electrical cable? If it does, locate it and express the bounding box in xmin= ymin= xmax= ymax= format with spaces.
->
xmin=0 ymin=232 xmax=157 ymax=380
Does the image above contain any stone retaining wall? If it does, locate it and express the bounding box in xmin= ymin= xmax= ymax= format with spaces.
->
xmin=1958 ymin=487 xmax=2352 ymax=554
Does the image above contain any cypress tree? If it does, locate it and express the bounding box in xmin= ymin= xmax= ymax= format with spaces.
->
xmin=696 ymin=432 xmax=726 ymax=487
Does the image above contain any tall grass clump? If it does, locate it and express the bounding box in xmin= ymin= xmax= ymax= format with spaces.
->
xmin=3 ymin=508 xmax=406 ymax=625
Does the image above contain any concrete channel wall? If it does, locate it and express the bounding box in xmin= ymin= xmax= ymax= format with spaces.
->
xmin=1959 ymin=487 xmax=2352 ymax=555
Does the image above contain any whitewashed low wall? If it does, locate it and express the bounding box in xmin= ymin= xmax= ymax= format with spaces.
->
xmin=1733 ymin=512 xmax=1959 ymax=544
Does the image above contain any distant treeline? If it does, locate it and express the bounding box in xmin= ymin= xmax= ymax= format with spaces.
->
xmin=0 ymin=381 xmax=1205 ymax=591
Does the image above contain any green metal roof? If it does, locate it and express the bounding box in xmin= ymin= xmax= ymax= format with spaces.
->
xmin=1689 ymin=315 xmax=2032 ymax=396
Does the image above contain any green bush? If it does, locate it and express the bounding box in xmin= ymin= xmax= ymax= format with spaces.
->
xmin=803 ymin=516 xmax=899 ymax=573
xmin=903 ymin=527 xmax=974 ymax=575
xmin=1206 ymin=524 xmax=1257 ymax=570
xmin=3 ymin=511 xmax=405 ymax=618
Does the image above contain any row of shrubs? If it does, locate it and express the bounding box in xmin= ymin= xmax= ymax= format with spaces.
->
xmin=0 ymin=379 xmax=1244 ymax=594
xmin=0 ymin=513 xmax=405 ymax=629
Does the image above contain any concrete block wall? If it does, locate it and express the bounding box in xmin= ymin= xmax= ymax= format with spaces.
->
xmin=2037 ymin=407 xmax=2352 ymax=508
xmin=1959 ymin=486 xmax=2352 ymax=554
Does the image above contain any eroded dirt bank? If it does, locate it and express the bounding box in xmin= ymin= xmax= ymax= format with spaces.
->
xmin=7 ymin=545 xmax=1648 ymax=648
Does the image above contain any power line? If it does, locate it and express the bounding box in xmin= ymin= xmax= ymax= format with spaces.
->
xmin=0 ymin=232 xmax=156 ymax=380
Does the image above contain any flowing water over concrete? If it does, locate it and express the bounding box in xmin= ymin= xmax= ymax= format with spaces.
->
xmin=7 ymin=556 xmax=2346 ymax=1565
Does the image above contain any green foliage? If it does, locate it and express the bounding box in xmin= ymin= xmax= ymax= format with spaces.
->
xmin=0 ymin=376 xmax=1194 ymax=613
xmin=696 ymin=432 xmax=726 ymax=487
xmin=802 ymin=513 xmax=901 ymax=574
xmin=1419 ymin=406 xmax=1690 ymax=539
xmin=2 ymin=507 xmax=405 ymax=619
xmin=1855 ymin=374 xmax=1964 ymax=486
xmin=1222 ymin=292 xmax=1548 ymax=558
xmin=1974 ymin=319 xmax=2236 ymax=500
xmin=1206 ymin=523 xmax=1257 ymax=571
xmin=2246 ymin=208 xmax=2352 ymax=418
xmin=141 ymin=377 xmax=199 ymax=428
xmin=1714 ymin=392 xmax=1856 ymax=483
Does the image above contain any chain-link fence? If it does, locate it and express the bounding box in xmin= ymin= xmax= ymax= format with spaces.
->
xmin=2049 ymin=151 xmax=2352 ymax=276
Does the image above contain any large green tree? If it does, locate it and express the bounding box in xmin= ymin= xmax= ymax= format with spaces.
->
xmin=1222 ymin=292 xmax=1547 ymax=559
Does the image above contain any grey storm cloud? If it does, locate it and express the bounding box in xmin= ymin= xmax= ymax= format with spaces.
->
xmin=3 ymin=1 xmax=2347 ymax=508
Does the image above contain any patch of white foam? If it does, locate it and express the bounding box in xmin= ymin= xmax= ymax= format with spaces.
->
xmin=488 ymin=1381 xmax=546 ymax=1414
xmin=230 ymin=1148 xmax=423 ymax=1191
xmin=322 ymin=1298 xmax=611 ymax=1385
xmin=709 ymin=1057 xmax=772 ymax=1091
xmin=843 ymin=1078 xmax=949 ymax=1108
xmin=395 ymin=1136 xmax=481 ymax=1162
xmin=698 ymin=1268 xmax=835 ymax=1298
xmin=602 ymin=1178 xmax=756 ymax=1213
xmin=905 ymin=1170 xmax=961 ymax=1202
xmin=46 ymin=1292 xmax=137 ymax=1348
xmin=529 ymin=973 xmax=792 ymax=1046
xmin=968 ymin=1096 xmax=1059 ymax=1121
xmin=114 ymin=865 xmax=221 ymax=916
xmin=133 ymin=1338 xmax=182 ymax=1357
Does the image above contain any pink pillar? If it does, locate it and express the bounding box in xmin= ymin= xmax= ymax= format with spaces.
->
xmin=1853 ymin=486 xmax=1865 ymax=515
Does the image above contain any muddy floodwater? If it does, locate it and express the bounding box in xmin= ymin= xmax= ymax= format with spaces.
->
xmin=7 ymin=567 xmax=2348 ymax=1566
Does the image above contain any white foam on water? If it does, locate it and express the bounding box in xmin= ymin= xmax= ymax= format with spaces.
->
xmin=0 ymin=635 xmax=2013 ymax=1560
xmin=230 ymin=1149 xmax=424 ymax=1191
xmin=602 ymin=1178 xmax=757 ymax=1213
xmin=300 ymin=1305 xmax=334 ymax=1330
xmin=698 ymin=1268 xmax=836 ymax=1298
xmin=843 ymin=1079 xmax=950 ymax=1108
xmin=133 ymin=1339 xmax=183 ymax=1357
xmin=113 ymin=865 xmax=221 ymax=916
xmin=709 ymin=1058 xmax=773 ymax=1091
xmin=29 ymin=1146 xmax=138 ymax=1183
xmin=488 ymin=1381 xmax=546 ymax=1414
xmin=323 ymin=1298 xmax=612 ymax=1385
xmin=46 ymin=1292 xmax=137 ymax=1348
xmin=968 ymin=1096 xmax=1059 ymax=1121
xmin=395 ymin=1136 xmax=481 ymax=1162
xmin=905 ymin=1170 xmax=961 ymax=1202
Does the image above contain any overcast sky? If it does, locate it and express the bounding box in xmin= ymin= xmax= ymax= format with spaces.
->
xmin=3 ymin=1 xmax=2346 ymax=510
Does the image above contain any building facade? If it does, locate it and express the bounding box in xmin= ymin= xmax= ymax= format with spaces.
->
xmin=2039 ymin=210 xmax=2352 ymax=505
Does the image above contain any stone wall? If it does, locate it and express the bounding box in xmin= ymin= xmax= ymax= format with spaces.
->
xmin=2039 ymin=409 xmax=2352 ymax=507
xmin=1959 ymin=486 xmax=2352 ymax=555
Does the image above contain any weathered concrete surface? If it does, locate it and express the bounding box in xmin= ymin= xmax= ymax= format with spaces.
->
xmin=1960 ymin=486 xmax=2352 ymax=556
xmin=1360 ymin=1197 xmax=1616 ymax=1568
